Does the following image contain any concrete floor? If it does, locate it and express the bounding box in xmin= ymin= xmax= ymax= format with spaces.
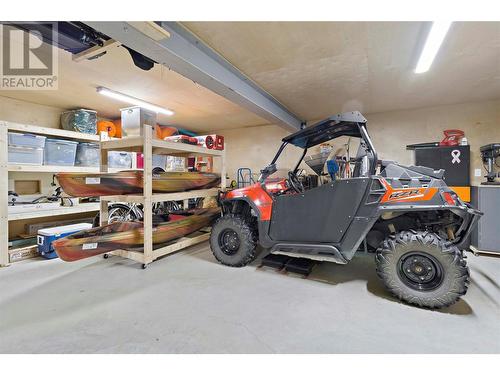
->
xmin=0 ymin=244 xmax=499 ymax=353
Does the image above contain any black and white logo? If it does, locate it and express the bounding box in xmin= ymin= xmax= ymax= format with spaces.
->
xmin=451 ymin=149 xmax=461 ymax=164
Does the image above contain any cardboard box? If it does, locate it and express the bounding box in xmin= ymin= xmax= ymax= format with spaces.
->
xmin=9 ymin=245 xmax=39 ymax=263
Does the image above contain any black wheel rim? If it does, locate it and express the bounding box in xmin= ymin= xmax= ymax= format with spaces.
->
xmin=397 ymin=251 xmax=444 ymax=291
xmin=218 ymin=229 xmax=240 ymax=255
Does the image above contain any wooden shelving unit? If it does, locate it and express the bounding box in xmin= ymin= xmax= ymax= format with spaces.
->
xmin=8 ymin=165 xmax=138 ymax=173
xmin=99 ymin=124 xmax=226 ymax=268
xmin=0 ymin=121 xmax=104 ymax=266
xmin=8 ymin=203 xmax=100 ymax=221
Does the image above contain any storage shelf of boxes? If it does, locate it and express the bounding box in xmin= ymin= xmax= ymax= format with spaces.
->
xmin=98 ymin=124 xmax=226 ymax=268
xmin=0 ymin=120 xmax=124 ymax=265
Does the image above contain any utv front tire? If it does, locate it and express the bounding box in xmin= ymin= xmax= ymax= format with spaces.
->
xmin=375 ymin=230 xmax=469 ymax=309
xmin=210 ymin=214 xmax=257 ymax=267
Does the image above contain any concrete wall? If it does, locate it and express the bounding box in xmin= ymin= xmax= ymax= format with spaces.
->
xmin=218 ymin=99 xmax=500 ymax=186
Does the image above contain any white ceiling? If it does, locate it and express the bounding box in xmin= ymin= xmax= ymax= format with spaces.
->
xmin=0 ymin=25 xmax=267 ymax=132
xmin=183 ymin=21 xmax=500 ymax=121
xmin=1 ymin=22 xmax=499 ymax=131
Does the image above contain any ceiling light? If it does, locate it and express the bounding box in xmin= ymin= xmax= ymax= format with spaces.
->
xmin=96 ymin=87 xmax=174 ymax=116
xmin=415 ymin=21 xmax=452 ymax=74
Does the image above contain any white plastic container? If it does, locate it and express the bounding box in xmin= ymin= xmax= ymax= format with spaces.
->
xmin=8 ymin=146 xmax=44 ymax=165
xmin=44 ymin=139 xmax=78 ymax=166
xmin=8 ymin=132 xmax=46 ymax=149
xmin=108 ymin=151 xmax=132 ymax=169
xmin=75 ymin=142 xmax=100 ymax=167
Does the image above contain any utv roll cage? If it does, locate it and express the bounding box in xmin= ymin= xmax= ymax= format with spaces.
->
xmin=258 ymin=111 xmax=378 ymax=182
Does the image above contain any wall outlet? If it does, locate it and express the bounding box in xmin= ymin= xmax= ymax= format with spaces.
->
xmin=474 ymin=168 xmax=482 ymax=177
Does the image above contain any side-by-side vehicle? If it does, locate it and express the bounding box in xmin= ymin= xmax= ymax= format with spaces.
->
xmin=209 ymin=111 xmax=482 ymax=309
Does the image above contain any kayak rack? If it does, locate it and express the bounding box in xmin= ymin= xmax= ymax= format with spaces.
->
xmin=99 ymin=124 xmax=226 ymax=268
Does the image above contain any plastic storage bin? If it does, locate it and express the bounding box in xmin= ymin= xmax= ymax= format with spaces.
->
xmin=61 ymin=109 xmax=97 ymax=134
xmin=8 ymin=146 xmax=44 ymax=165
xmin=44 ymin=138 xmax=78 ymax=166
xmin=75 ymin=142 xmax=100 ymax=167
xmin=37 ymin=223 xmax=92 ymax=259
xmin=8 ymin=132 xmax=46 ymax=148
xmin=108 ymin=151 xmax=132 ymax=169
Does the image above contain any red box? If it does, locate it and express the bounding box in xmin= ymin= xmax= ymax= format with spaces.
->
xmin=194 ymin=135 xmax=224 ymax=150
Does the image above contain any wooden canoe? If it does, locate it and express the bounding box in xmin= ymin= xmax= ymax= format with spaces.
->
xmin=56 ymin=171 xmax=220 ymax=197
xmin=52 ymin=208 xmax=220 ymax=261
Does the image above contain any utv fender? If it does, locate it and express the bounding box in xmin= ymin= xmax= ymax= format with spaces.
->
xmin=221 ymin=197 xmax=263 ymax=219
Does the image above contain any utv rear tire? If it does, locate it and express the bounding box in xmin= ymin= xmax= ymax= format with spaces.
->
xmin=210 ymin=214 xmax=257 ymax=267
xmin=375 ymin=230 xmax=469 ymax=309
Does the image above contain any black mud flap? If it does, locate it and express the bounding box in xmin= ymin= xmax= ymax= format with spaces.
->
xmin=260 ymin=254 xmax=289 ymax=270
xmin=260 ymin=254 xmax=316 ymax=276
xmin=284 ymin=257 xmax=315 ymax=276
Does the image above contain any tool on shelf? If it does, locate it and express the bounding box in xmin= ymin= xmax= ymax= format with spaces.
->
xmin=406 ymin=129 xmax=467 ymax=149
xmin=480 ymin=143 xmax=500 ymax=185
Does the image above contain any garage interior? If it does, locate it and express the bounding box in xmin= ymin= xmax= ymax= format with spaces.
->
xmin=0 ymin=21 xmax=499 ymax=354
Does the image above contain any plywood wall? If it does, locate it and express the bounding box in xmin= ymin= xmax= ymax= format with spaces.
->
xmin=0 ymin=95 xmax=63 ymax=128
xmin=217 ymin=99 xmax=500 ymax=186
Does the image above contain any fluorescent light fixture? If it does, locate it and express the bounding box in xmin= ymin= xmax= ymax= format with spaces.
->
xmin=415 ymin=21 xmax=452 ymax=74
xmin=96 ymin=87 xmax=174 ymax=116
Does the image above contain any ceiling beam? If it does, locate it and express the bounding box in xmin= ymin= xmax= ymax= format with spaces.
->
xmin=83 ymin=21 xmax=303 ymax=132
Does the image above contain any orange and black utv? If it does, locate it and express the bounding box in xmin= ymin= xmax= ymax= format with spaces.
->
xmin=209 ymin=111 xmax=482 ymax=309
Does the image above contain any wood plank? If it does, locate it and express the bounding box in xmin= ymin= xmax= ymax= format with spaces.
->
xmin=109 ymin=249 xmax=145 ymax=263
xmin=100 ymin=194 xmax=145 ymax=203
xmin=152 ymin=232 xmax=210 ymax=260
xmin=8 ymin=164 xmax=100 ymax=173
xmin=99 ymin=142 xmax=109 ymax=225
xmin=8 ymin=203 xmax=100 ymax=221
xmin=101 ymin=137 xmax=143 ymax=150
xmin=99 ymin=188 xmax=219 ymax=203
xmin=151 ymin=139 xmax=224 ymax=156
xmin=143 ymin=126 xmax=154 ymax=264
xmin=101 ymin=136 xmax=224 ymax=157
xmin=8 ymin=164 xmax=138 ymax=173
xmin=150 ymin=188 xmax=219 ymax=203
xmin=6 ymin=122 xmax=99 ymax=141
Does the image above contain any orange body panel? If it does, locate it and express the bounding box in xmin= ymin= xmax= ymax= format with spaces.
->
xmin=225 ymin=183 xmax=273 ymax=220
xmin=380 ymin=179 xmax=438 ymax=203
xmin=449 ymin=186 xmax=470 ymax=202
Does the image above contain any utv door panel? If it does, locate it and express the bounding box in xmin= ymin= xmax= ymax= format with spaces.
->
xmin=269 ymin=178 xmax=369 ymax=243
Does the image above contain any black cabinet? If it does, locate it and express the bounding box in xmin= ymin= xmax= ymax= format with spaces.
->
xmin=414 ymin=145 xmax=470 ymax=186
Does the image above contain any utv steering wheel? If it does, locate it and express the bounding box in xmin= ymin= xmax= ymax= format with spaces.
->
xmin=287 ymin=171 xmax=305 ymax=194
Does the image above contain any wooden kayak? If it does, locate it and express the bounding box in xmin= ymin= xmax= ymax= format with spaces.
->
xmin=52 ymin=208 xmax=220 ymax=261
xmin=56 ymin=170 xmax=221 ymax=197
